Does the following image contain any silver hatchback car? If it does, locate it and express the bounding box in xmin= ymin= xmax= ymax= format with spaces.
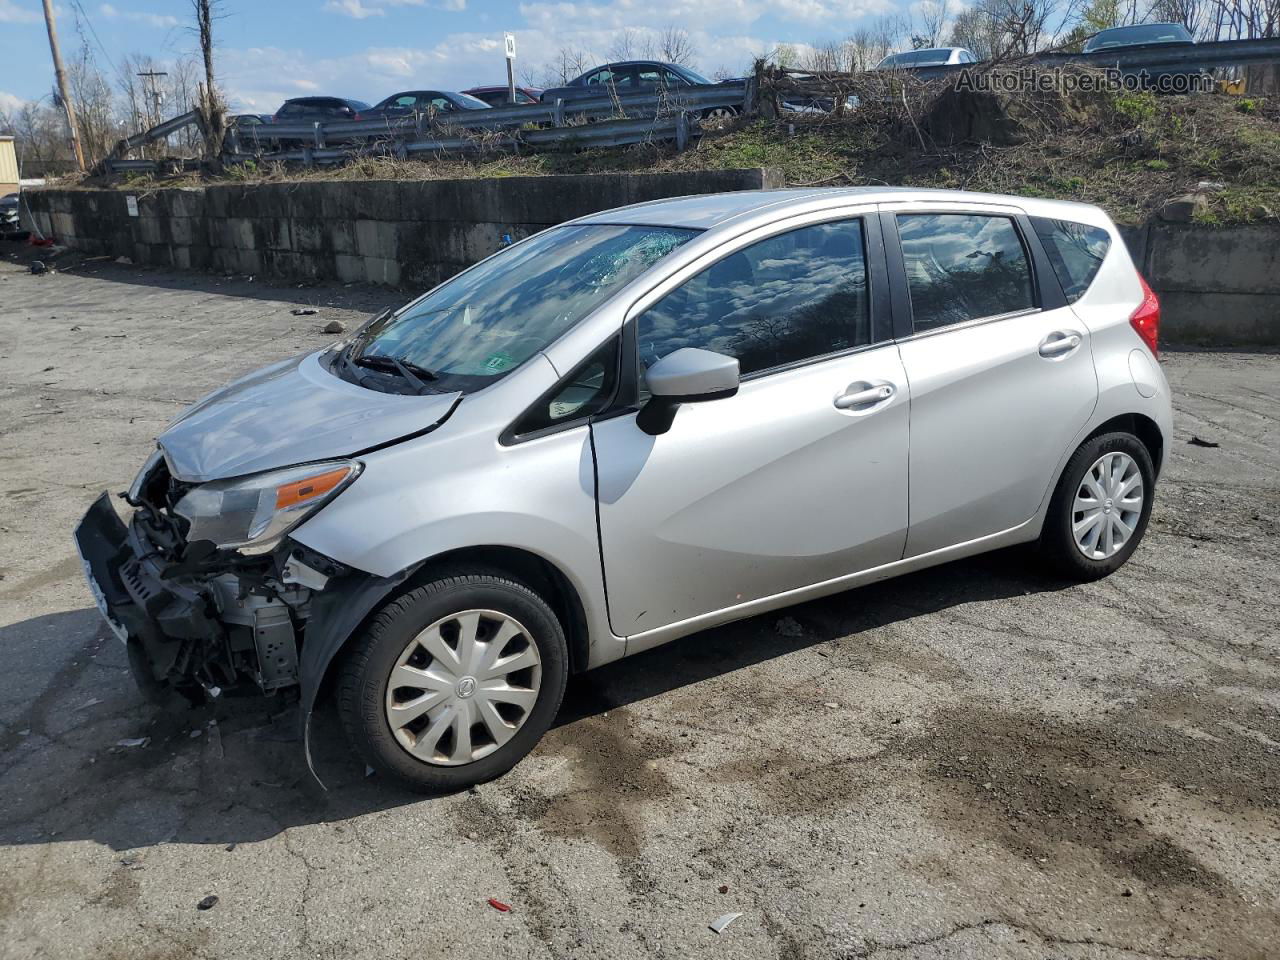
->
xmin=75 ymin=188 xmax=1171 ymax=790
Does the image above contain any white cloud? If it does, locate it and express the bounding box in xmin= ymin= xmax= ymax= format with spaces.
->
xmin=0 ymin=90 xmax=28 ymax=115
xmin=98 ymin=3 xmax=180 ymax=27
xmin=325 ymin=0 xmax=386 ymax=17
xmin=0 ymin=0 xmax=41 ymax=23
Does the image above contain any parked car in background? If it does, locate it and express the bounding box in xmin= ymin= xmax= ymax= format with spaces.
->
xmin=541 ymin=61 xmax=736 ymax=118
xmin=0 ymin=192 xmax=20 ymax=237
xmin=1082 ymin=22 xmax=1194 ymax=52
xmin=1081 ymin=23 xmax=1204 ymax=90
xmin=365 ymin=90 xmax=492 ymax=120
xmin=76 ymin=187 xmax=1170 ymax=792
xmin=463 ymin=85 xmax=543 ymax=106
xmin=272 ymin=97 xmax=372 ymax=122
xmin=876 ymin=47 xmax=979 ymax=68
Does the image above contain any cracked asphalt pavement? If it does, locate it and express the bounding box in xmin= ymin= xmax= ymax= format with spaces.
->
xmin=1 ymin=252 xmax=1277 ymax=960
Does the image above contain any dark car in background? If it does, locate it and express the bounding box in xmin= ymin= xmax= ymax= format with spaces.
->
xmin=1082 ymin=22 xmax=1204 ymax=91
xmin=1083 ymin=22 xmax=1195 ymax=53
xmin=541 ymin=61 xmax=735 ymax=118
xmin=272 ymin=97 xmax=372 ymax=122
xmin=1 ymin=193 xmax=20 ymax=238
xmin=462 ymin=85 xmax=543 ymax=106
xmin=875 ymin=47 xmax=979 ymax=69
xmin=365 ymin=90 xmax=492 ymax=119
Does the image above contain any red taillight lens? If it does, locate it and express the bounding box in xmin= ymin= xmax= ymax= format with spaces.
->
xmin=1130 ymin=273 xmax=1160 ymax=359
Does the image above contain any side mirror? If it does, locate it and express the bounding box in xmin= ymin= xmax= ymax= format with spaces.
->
xmin=637 ymin=348 xmax=740 ymax=436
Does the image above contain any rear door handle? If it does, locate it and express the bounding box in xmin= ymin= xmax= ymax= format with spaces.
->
xmin=1039 ymin=332 xmax=1082 ymax=358
xmin=834 ymin=383 xmax=895 ymax=410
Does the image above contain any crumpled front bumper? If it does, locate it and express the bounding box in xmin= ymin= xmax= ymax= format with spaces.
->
xmin=73 ymin=492 xmax=221 ymax=692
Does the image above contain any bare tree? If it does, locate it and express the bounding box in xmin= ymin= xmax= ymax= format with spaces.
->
xmin=191 ymin=0 xmax=225 ymax=158
xmin=917 ymin=0 xmax=953 ymax=46
xmin=657 ymin=25 xmax=697 ymax=65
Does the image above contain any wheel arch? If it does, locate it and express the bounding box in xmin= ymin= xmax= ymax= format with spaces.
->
xmin=401 ymin=544 xmax=592 ymax=677
xmin=1081 ymin=412 xmax=1165 ymax=478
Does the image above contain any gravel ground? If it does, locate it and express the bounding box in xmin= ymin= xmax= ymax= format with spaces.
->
xmin=0 ymin=252 xmax=1277 ymax=960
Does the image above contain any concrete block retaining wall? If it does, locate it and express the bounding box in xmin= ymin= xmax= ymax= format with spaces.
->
xmin=22 ymin=172 xmax=1279 ymax=345
xmin=22 ymin=170 xmax=783 ymax=293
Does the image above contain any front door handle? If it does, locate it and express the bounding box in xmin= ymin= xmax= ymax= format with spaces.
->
xmin=834 ymin=383 xmax=895 ymax=410
xmin=1039 ymin=332 xmax=1082 ymax=358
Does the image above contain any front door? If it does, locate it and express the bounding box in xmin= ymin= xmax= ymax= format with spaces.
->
xmin=885 ymin=207 xmax=1098 ymax=556
xmin=591 ymin=215 xmax=910 ymax=639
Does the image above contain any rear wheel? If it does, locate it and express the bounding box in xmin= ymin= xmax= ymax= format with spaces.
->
xmin=1039 ymin=432 xmax=1155 ymax=581
xmin=336 ymin=570 xmax=568 ymax=792
xmin=702 ymin=105 xmax=739 ymax=121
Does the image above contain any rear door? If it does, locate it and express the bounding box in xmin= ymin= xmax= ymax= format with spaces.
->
xmin=591 ymin=211 xmax=911 ymax=640
xmin=882 ymin=203 xmax=1097 ymax=557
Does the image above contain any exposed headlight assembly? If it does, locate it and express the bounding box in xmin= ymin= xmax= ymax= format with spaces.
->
xmin=174 ymin=460 xmax=362 ymax=553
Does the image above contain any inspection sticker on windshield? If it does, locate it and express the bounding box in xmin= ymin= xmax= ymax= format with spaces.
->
xmin=483 ymin=352 xmax=515 ymax=371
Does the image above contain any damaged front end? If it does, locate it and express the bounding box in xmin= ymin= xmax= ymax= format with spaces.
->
xmin=74 ymin=451 xmax=357 ymax=704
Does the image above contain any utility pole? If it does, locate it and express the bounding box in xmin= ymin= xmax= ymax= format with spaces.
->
xmin=41 ymin=0 xmax=85 ymax=171
xmin=137 ymin=70 xmax=169 ymax=128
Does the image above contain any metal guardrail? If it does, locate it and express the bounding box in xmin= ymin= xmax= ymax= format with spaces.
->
xmin=100 ymin=83 xmax=732 ymax=172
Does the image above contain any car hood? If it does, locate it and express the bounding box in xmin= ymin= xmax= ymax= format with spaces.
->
xmin=158 ymin=350 xmax=461 ymax=482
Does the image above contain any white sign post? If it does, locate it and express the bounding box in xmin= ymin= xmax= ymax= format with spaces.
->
xmin=504 ymin=32 xmax=517 ymax=105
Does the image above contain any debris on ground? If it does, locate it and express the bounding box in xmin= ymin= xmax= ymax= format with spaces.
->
xmin=291 ymin=307 xmax=319 ymax=316
xmin=1189 ymin=436 xmax=1220 ymax=448
xmin=709 ymin=912 xmax=743 ymax=934
xmin=774 ymin=617 xmax=804 ymax=638
xmin=487 ymin=898 xmax=511 ymax=913
xmin=29 ymin=261 xmax=47 ymax=275
xmin=196 ymin=895 xmax=219 ymax=910
xmin=321 ymin=319 xmax=345 ymax=334
xmin=116 ymin=737 xmax=150 ymax=748
xmin=718 ymin=885 xmax=729 ymax=894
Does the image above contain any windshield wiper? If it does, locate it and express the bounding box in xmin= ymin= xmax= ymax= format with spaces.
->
xmin=353 ymin=354 xmax=439 ymax=393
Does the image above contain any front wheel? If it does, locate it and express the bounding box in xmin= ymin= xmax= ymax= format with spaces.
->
xmin=701 ymin=105 xmax=739 ymax=121
xmin=1039 ymin=432 xmax=1156 ymax=581
xmin=336 ymin=570 xmax=568 ymax=792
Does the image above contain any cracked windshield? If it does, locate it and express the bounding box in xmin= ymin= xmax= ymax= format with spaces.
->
xmin=346 ymin=224 xmax=699 ymax=391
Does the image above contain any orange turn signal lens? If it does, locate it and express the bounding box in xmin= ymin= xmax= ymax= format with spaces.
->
xmin=274 ymin=467 xmax=351 ymax=510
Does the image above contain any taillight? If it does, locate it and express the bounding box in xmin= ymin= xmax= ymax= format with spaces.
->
xmin=1130 ymin=273 xmax=1160 ymax=359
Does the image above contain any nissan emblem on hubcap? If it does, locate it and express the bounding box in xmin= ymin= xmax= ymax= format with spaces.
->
xmin=456 ymin=676 xmax=476 ymax=698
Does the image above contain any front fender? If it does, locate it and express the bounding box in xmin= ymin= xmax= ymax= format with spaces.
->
xmin=298 ymin=562 xmax=421 ymax=787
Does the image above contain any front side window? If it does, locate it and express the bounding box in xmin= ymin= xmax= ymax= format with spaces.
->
xmin=638 ymin=219 xmax=871 ymax=379
xmin=344 ymin=225 xmax=697 ymax=393
xmin=1031 ymin=217 xmax=1111 ymax=303
xmin=510 ymin=337 xmax=620 ymax=438
xmin=897 ymin=213 xmax=1034 ymax=333
xmin=586 ymin=69 xmax=615 ymax=85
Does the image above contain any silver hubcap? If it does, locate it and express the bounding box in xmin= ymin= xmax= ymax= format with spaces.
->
xmin=384 ymin=609 xmax=542 ymax=766
xmin=1072 ymin=452 xmax=1143 ymax=560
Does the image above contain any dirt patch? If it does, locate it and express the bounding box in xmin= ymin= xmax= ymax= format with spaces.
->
xmin=905 ymin=689 xmax=1280 ymax=892
xmin=525 ymin=708 xmax=681 ymax=861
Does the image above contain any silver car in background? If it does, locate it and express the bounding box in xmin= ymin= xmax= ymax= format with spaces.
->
xmin=75 ymin=188 xmax=1171 ymax=791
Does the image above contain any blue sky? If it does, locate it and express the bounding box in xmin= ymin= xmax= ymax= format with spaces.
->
xmin=0 ymin=0 xmax=906 ymax=115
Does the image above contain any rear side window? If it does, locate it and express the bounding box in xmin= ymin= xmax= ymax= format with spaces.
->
xmin=638 ymin=218 xmax=872 ymax=378
xmin=1031 ymin=217 xmax=1111 ymax=303
xmin=897 ymin=213 xmax=1034 ymax=333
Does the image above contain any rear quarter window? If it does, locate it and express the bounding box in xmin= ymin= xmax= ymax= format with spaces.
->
xmin=1031 ymin=217 xmax=1112 ymax=303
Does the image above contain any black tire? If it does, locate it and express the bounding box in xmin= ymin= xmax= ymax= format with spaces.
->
xmin=1039 ymin=431 xmax=1156 ymax=581
xmin=701 ymin=105 xmax=739 ymax=120
xmin=336 ymin=568 xmax=568 ymax=793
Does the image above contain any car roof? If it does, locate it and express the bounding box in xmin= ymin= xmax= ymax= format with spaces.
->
xmin=464 ymin=85 xmax=540 ymax=93
xmin=574 ymin=187 xmax=1104 ymax=230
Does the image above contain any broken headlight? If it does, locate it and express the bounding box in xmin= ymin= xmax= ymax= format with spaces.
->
xmin=173 ymin=460 xmax=362 ymax=554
